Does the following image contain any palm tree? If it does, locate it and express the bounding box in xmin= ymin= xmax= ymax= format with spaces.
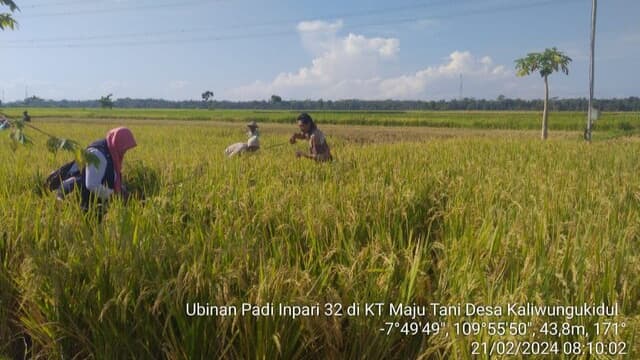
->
xmin=201 ymin=90 xmax=214 ymax=109
xmin=0 ymin=0 xmax=19 ymax=30
xmin=201 ymin=90 xmax=214 ymax=102
xmin=515 ymin=47 xmax=572 ymax=140
xmin=99 ymin=94 xmax=114 ymax=109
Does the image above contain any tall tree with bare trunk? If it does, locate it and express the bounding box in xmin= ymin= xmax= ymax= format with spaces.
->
xmin=515 ymin=47 xmax=572 ymax=140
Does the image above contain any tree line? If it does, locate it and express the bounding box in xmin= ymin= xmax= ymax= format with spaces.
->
xmin=2 ymin=96 xmax=640 ymax=111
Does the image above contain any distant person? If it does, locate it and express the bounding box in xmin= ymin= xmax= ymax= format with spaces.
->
xmin=53 ymin=127 xmax=137 ymax=216
xmin=0 ymin=115 xmax=9 ymax=130
xmin=289 ymin=113 xmax=332 ymax=162
xmin=245 ymin=121 xmax=260 ymax=151
xmin=224 ymin=121 xmax=260 ymax=157
xmin=22 ymin=110 xmax=31 ymax=122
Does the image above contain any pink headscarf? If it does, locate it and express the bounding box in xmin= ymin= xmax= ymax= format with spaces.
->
xmin=105 ymin=127 xmax=136 ymax=193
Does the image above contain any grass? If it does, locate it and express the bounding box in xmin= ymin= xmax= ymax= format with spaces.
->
xmin=1 ymin=107 xmax=639 ymax=132
xmin=0 ymin=118 xmax=639 ymax=358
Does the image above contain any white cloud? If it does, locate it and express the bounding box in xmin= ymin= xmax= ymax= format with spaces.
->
xmin=228 ymin=22 xmax=513 ymax=100
xmin=297 ymin=20 xmax=343 ymax=34
xmin=169 ymin=80 xmax=190 ymax=89
xmin=297 ymin=20 xmax=343 ymax=56
xmin=378 ymin=51 xmax=511 ymax=98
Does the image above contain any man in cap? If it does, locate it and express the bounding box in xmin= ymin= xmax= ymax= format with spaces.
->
xmin=224 ymin=121 xmax=260 ymax=157
xmin=246 ymin=121 xmax=260 ymax=152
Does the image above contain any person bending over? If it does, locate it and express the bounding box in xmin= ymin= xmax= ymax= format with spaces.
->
xmin=289 ymin=113 xmax=332 ymax=162
xmin=57 ymin=127 xmax=137 ymax=214
xmin=225 ymin=121 xmax=261 ymax=157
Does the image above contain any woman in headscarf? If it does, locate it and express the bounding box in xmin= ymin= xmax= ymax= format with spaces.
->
xmin=289 ymin=113 xmax=332 ymax=162
xmin=57 ymin=127 xmax=137 ymax=212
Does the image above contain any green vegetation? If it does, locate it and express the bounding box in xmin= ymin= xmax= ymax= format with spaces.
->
xmin=0 ymin=0 xmax=19 ymax=30
xmin=1 ymin=118 xmax=638 ymax=358
xmin=99 ymin=94 xmax=114 ymax=109
xmin=515 ymin=47 xmax=572 ymax=139
xmin=2 ymin=108 xmax=640 ymax=133
xmin=3 ymin=96 xmax=640 ymax=111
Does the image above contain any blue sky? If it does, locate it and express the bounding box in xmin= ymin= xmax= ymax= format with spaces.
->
xmin=0 ymin=0 xmax=638 ymax=102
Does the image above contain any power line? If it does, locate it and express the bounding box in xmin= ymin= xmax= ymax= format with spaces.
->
xmin=20 ymin=0 xmax=114 ymax=10
xmin=17 ymin=0 xmax=220 ymax=18
xmin=2 ymin=0 xmax=582 ymax=49
xmin=3 ymin=29 xmax=297 ymax=48
xmin=17 ymin=0 xmax=464 ymax=19
xmin=5 ymin=0 xmax=474 ymax=44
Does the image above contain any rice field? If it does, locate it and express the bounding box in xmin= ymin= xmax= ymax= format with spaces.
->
xmin=2 ymin=108 xmax=640 ymax=132
xmin=1 ymin=116 xmax=639 ymax=359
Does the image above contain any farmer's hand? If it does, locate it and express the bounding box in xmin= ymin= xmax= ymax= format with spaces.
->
xmin=289 ymin=134 xmax=297 ymax=144
xmin=295 ymin=150 xmax=303 ymax=158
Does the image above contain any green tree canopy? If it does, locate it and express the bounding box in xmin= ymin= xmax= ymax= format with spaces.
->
xmin=201 ymin=91 xmax=214 ymax=102
xmin=515 ymin=47 xmax=571 ymax=78
xmin=201 ymin=90 xmax=214 ymax=109
xmin=270 ymin=95 xmax=282 ymax=103
xmin=515 ymin=47 xmax=572 ymax=140
xmin=0 ymin=0 xmax=19 ymax=30
xmin=99 ymin=94 xmax=114 ymax=109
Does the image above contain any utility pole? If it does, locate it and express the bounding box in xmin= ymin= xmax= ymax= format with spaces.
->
xmin=585 ymin=0 xmax=597 ymax=141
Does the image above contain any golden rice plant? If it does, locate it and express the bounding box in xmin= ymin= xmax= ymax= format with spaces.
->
xmin=0 ymin=120 xmax=638 ymax=359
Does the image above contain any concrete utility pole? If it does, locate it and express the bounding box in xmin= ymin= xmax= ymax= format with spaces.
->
xmin=585 ymin=0 xmax=597 ymax=141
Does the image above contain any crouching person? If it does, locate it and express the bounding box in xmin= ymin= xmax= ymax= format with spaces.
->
xmin=224 ymin=121 xmax=260 ymax=157
xmin=289 ymin=113 xmax=332 ymax=162
xmin=56 ymin=127 xmax=137 ymax=219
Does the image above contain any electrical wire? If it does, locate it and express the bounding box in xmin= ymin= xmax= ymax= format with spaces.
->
xmin=1 ymin=0 xmax=582 ymax=49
